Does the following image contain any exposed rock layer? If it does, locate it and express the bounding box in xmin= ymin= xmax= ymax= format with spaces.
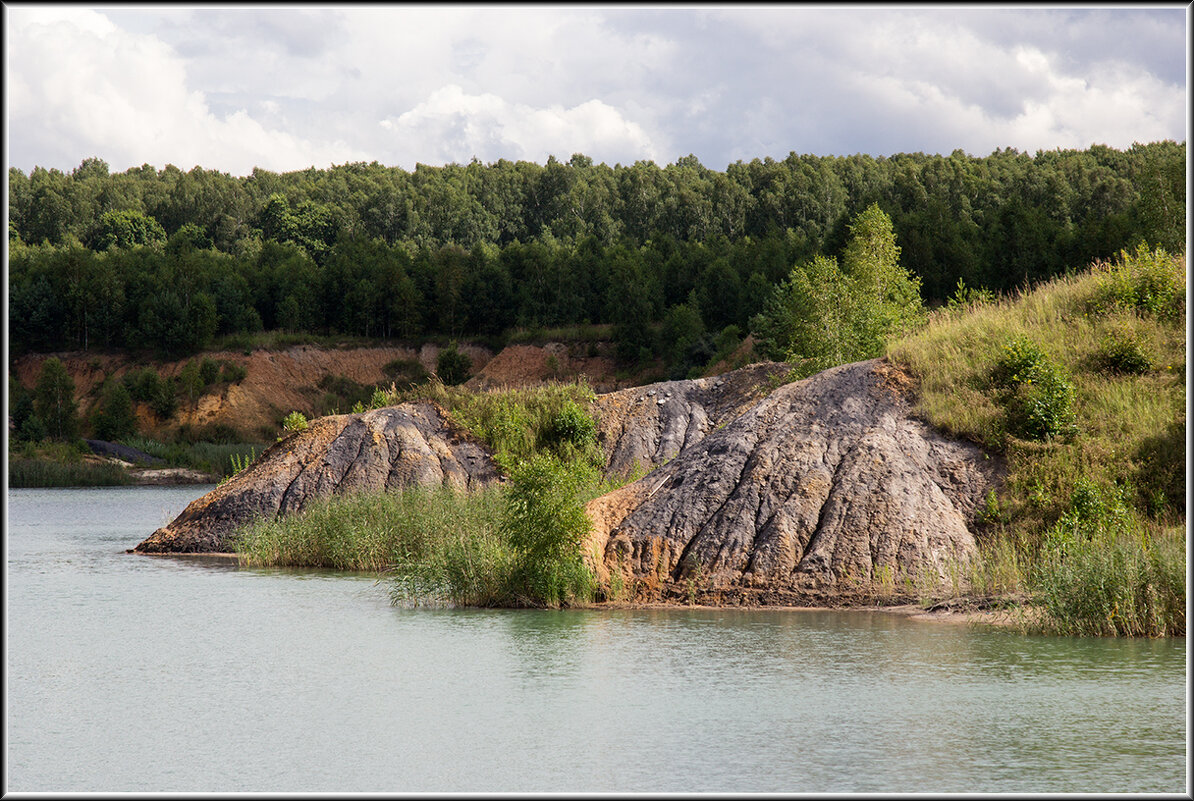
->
xmin=134 ymin=403 xmax=499 ymax=553
xmin=584 ymin=360 xmax=1002 ymax=603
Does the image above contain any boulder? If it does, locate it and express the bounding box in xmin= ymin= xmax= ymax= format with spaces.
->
xmin=133 ymin=403 xmax=500 ymax=553
xmin=585 ymin=360 xmax=1002 ymax=603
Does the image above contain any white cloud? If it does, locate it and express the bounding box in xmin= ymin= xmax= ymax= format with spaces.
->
xmin=5 ymin=6 xmax=1186 ymax=174
xmin=379 ymin=85 xmax=661 ymax=166
xmin=6 ymin=7 xmax=370 ymax=174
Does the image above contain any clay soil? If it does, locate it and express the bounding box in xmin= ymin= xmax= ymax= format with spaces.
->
xmin=12 ymin=340 xmax=643 ymax=442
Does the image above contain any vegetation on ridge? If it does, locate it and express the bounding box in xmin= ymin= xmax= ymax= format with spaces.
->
xmin=888 ymin=244 xmax=1185 ymax=636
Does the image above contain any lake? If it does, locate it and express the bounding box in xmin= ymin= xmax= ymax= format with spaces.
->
xmin=5 ymin=486 xmax=1187 ymax=793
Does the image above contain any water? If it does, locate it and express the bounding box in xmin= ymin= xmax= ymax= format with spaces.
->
xmin=6 ymin=486 xmax=1188 ymax=793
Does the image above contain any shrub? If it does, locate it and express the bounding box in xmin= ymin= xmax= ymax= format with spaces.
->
xmin=281 ymin=411 xmax=309 ymax=433
xmin=199 ymin=358 xmax=221 ymax=386
xmin=500 ymin=455 xmax=598 ymax=608
xmin=220 ymin=361 xmax=248 ymax=383
xmin=1089 ymin=244 xmax=1185 ymax=321
xmin=993 ymin=337 xmax=1077 ymax=442
xmin=383 ymin=358 xmax=430 ymax=387
xmin=436 ymin=343 xmax=472 ymax=386
xmin=540 ymin=399 xmax=598 ymax=452
xmin=1095 ymin=327 xmax=1153 ymax=375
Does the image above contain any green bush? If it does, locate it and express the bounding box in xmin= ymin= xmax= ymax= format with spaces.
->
xmin=540 ymin=399 xmax=598 ymax=452
xmin=383 ymin=358 xmax=430 ymax=387
xmin=1096 ymin=327 xmax=1154 ymax=374
xmin=501 ymin=455 xmax=598 ymax=608
xmin=281 ymin=411 xmax=309 ymax=433
xmin=1089 ymin=244 xmax=1185 ymax=321
xmin=436 ymin=343 xmax=472 ymax=386
xmin=993 ymin=337 xmax=1077 ymax=442
xmin=199 ymin=357 xmax=221 ymax=386
xmin=220 ymin=361 xmax=248 ymax=383
xmin=1033 ymin=480 xmax=1184 ymax=636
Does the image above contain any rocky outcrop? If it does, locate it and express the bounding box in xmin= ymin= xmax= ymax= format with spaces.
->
xmin=133 ymin=403 xmax=500 ymax=553
xmin=591 ymin=362 xmax=791 ymax=477
xmin=134 ymin=359 xmax=1002 ymax=606
xmin=584 ymin=360 xmax=1002 ymax=604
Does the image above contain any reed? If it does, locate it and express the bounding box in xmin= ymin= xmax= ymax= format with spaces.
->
xmin=8 ymin=458 xmax=132 ymax=487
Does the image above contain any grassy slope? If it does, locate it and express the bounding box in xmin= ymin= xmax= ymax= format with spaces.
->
xmin=887 ymin=246 xmax=1185 ymax=635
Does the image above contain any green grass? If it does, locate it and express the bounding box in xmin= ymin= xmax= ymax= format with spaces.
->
xmin=387 ymin=377 xmax=605 ymax=474
xmin=888 ymin=245 xmax=1185 ymax=635
xmin=120 ymin=436 xmax=268 ymax=479
xmin=7 ymin=439 xmax=134 ymax=487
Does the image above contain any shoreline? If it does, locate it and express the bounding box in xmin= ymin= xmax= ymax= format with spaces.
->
xmin=126 ymin=547 xmax=1031 ymax=627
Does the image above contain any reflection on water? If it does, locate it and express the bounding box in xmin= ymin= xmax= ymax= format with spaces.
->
xmin=6 ymin=487 xmax=1187 ymax=793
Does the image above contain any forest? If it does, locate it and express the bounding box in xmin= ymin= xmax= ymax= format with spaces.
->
xmin=8 ymin=142 xmax=1186 ymax=376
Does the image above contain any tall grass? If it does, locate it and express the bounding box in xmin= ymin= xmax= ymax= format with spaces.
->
xmin=236 ymin=485 xmax=506 ymax=573
xmin=8 ymin=458 xmax=133 ymax=487
xmin=887 ymin=245 xmax=1185 ymax=635
xmin=7 ymin=439 xmax=133 ymax=487
xmin=120 ymin=436 xmax=267 ymax=478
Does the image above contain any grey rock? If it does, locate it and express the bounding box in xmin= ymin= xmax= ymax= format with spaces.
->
xmin=586 ymin=360 xmax=1002 ymax=602
xmin=133 ymin=403 xmax=500 ymax=553
xmin=591 ymin=362 xmax=791 ymax=478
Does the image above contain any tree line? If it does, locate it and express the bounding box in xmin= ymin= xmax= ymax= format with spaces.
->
xmin=9 ymin=142 xmax=1185 ymax=370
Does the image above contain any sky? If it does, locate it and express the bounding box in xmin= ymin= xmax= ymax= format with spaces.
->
xmin=4 ymin=4 xmax=1188 ymax=177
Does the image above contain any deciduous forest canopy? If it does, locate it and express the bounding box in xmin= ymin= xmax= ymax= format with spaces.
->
xmin=8 ymin=143 xmax=1185 ymax=363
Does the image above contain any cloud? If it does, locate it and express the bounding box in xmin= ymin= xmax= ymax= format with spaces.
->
xmin=6 ymin=7 xmax=369 ymax=174
xmin=5 ymin=7 xmax=1186 ymax=175
xmin=379 ymin=85 xmax=661 ymax=166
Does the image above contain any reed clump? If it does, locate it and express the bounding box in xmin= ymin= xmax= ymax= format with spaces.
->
xmin=235 ymin=383 xmax=617 ymax=608
xmin=888 ymin=245 xmax=1185 ymax=635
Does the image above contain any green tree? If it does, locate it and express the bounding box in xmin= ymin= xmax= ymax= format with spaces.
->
xmin=841 ymin=202 xmax=925 ymax=355
xmin=34 ymin=357 xmax=79 ymax=441
xmin=436 ymin=342 xmax=472 ymax=385
xmin=90 ymin=209 xmax=166 ymax=250
xmin=91 ymin=379 xmax=137 ymax=441
xmin=752 ymin=204 xmax=924 ymax=376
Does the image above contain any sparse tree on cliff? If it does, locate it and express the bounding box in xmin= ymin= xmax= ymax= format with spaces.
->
xmin=33 ymin=357 xmax=79 ymax=441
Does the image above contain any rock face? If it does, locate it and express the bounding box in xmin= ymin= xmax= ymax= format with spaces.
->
xmin=133 ymin=403 xmax=500 ymax=553
xmin=591 ymin=362 xmax=791 ymax=478
xmin=584 ymin=360 xmax=1002 ymax=603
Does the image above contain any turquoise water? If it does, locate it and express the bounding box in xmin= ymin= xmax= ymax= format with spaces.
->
xmin=5 ymin=486 xmax=1188 ymax=793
